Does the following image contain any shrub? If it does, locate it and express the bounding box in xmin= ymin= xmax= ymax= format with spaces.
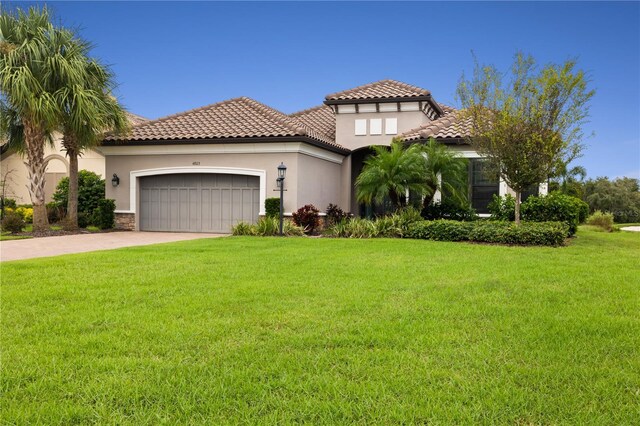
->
xmin=46 ymin=202 xmax=66 ymax=223
xmin=488 ymin=194 xmax=516 ymax=221
xmin=1 ymin=211 xmax=25 ymax=234
xmin=406 ymin=220 xmax=473 ymax=241
xmin=522 ymin=192 xmax=587 ymax=236
xmin=292 ymin=204 xmax=320 ymax=234
xmin=91 ymin=199 xmax=116 ymax=229
xmin=390 ymin=207 xmax=423 ymax=236
xmin=373 ymin=216 xmax=401 ymax=238
xmin=325 ymin=218 xmax=377 ymax=238
xmin=586 ymin=210 xmax=614 ymax=232
xmin=264 ymin=197 xmax=280 ymax=218
xmin=232 ymin=221 xmax=256 ymax=236
xmin=584 ymin=176 xmax=640 ymax=223
xmin=469 ymin=221 xmax=568 ymax=246
xmin=325 ymin=203 xmax=350 ymax=226
xmin=422 ymin=199 xmax=477 ymax=221
xmin=14 ymin=206 xmax=33 ymax=223
xmin=78 ymin=211 xmax=90 ymax=228
xmin=53 ymin=170 xmax=105 ymax=218
xmin=2 ymin=198 xmax=17 ymax=209
xmin=232 ymin=217 xmax=305 ymax=237
xmin=406 ymin=220 xmax=567 ymax=246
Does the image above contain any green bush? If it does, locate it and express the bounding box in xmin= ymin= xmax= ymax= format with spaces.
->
xmin=390 ymin=207 xmax=423 ymax=236
xmin=373 ymin=216 xmax=401 ymax=238
xmin=1 ymin=211 xmax=25 ymax=234
xmin=232 ymin=217 xmax=305 ymax=237
xmin=264 ymin=197 xmax=280 ymax=218
xmin=488 ymin=194 xmax=516 ymax=221
xmin=584 ymin=177 xmax=640 ymax=223
xmin=91 ymin=199 xmax=116 ymax=229
xmin=46 ymin=202 xmax=65 ymax=223
xmin=2 ymin=198 xmax=17 ymax=209
xmin=53 ymin=170 xmax=105 ymax=219
xmin=406 ymin=220 xmax=567 ymax=246
xmin=292 ymin=204 xmax=320 ymax=234
xmin=405 ymin=220 xmax=474 ymax=241
xmin=422 ymin=199 xmax=477 ymax=221
xmin=522 ymin=192 xmax=587 ymax=236
xmin=232 ymin=222 xmax=256 ymax=236
xmin=325 ymin=218 xmax=377 ymax=238
xmin=586 ymin=210 xmax=614 ymax=232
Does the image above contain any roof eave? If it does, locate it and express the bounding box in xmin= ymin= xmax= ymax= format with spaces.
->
xmin=101 ymin=135 xmax=351 ymax=155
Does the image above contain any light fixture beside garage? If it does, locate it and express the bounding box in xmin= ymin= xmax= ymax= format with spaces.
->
xmin=276 ymin=162 xmax=287 ymax=236
xmin=111 ymin=173 xmax=120 ymax=187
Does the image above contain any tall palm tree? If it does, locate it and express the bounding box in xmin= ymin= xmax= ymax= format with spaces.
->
xmin=356 ymin=140 xmax=427 ymax=209
xmin=419 ymin=138 xmax=469 ymax=208
xmin=0 ymin=7 xmax=63 ymax=230
xmin=51 ymin=34 xmax=129 ymax=229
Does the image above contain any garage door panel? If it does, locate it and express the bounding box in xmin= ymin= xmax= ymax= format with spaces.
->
xmin=140 ymin=173 xmax=259 ymax=233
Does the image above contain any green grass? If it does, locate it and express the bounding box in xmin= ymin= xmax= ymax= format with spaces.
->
xmin=0 ymin=233 xmax=32 ymax=241
xmin=2 ymin=227 xmax=639 ymax=424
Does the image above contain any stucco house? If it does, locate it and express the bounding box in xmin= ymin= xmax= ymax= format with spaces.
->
xmin=99 ymin=80 xmax=547 ymax=232
xmin=0 ymin=113 xmax=148 ymax=205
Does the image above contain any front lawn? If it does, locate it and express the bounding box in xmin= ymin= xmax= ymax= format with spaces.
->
xmin=2 ymin=227 xmax=639 ymax=423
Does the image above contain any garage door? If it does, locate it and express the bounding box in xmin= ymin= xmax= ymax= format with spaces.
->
xmin=140 ymin=173 xmax=260 ymax=232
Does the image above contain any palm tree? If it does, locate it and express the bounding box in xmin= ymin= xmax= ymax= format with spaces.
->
xmin=0 ymin=7 xmax=63 ymax=230
xmin=419 ymin=138 xmax=469 ymax=208
xmin=356 ymin=140 xmax=427 ymax=209
xmin=52 ymin=35 xmax=129 ymax=229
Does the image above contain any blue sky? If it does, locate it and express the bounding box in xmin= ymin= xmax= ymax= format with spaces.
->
xmin=10 ymin=1 xmax=640 ymax=179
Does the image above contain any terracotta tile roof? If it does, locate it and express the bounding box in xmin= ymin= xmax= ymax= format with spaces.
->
xmin=289 ymin=104 xmax=335 ymax=143
xmin=106 ymin=97 xmax=346 ymax=152
xmin=126 ymin=112 xmax=149 ymax=126
xmin=325 ymin=79 xmax=431 ymax=102
xmin=400 ymin=106 xmax=472 ymax=141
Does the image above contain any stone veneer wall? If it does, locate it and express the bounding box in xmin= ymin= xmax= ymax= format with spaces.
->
xmin=115 ymin=213 xmax=135 ymax=231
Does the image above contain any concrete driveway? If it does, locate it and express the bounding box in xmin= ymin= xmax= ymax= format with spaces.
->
xmin=0 ymin=231 xmax=225 ymax=262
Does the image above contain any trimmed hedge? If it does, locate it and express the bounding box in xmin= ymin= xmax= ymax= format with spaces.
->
xmin=406 ymin=220 xmax=568 ymax=246
xmin=264 ymin=197 xmax=280 ymax=218
xmin=522 ymin=193 xmax=588 ymax=236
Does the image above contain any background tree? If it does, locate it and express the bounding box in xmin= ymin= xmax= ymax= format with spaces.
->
xmin=549 ymin=164 xmax=587 ymax=198
xmin=583 ymin=176 xmax=640 ymax=223
xmin=356 ymin=140 xmax=426 ymax=209
xmin=56 ymin=44 xmax=129 ymax=229
xmin=0 ymin=7 xmax=62 ymax=230
xmin=420 ymin=138 xmax=468 ymax=208
xmin=457 ymin=52 xmax=594 ymax=223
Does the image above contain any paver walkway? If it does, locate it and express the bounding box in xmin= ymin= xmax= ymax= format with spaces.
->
xmin=0 ymin=232 xmax=225 ymax=262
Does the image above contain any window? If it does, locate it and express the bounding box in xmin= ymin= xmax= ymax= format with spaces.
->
xmin=355 ymin=119 xmax=367 ymax=136
xmin=385 ymin=118 xmax=397 ymax=135
xmin=469 ymin=159 xmax=499 ymax=213
xmin=370 ymin=119 xmax=382 ymax=135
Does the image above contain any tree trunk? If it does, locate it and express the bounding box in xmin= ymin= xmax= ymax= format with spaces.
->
xmin=62 ymin=134 xmax=80 ymax=230
xmin=23 ymin=120 xmax=49 ymax=232
xmin=422 ymin=183 xmax=438 ymax=210
xmin=514 ymin=190 xmax=521 ymax=225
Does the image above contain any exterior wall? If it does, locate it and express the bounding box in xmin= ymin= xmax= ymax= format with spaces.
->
xmin=334 ymin=106 xmax=431 ymax=151
xmin=0 ymin=133 xmax=105 ymax=204
xmin=100 ymin=142 xmax=346 ymax=230
xmin=296 ymin=153 xmax=343 ymax=212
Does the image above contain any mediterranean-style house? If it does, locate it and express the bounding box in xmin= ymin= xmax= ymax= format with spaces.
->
xmin=1 ymin=80 xmax=546 ymax=232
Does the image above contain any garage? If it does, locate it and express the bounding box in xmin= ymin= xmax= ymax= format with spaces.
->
xmin=139 ymin=173 xmax=260 ymax=233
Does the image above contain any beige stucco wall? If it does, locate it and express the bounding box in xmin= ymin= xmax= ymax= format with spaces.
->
xmin=0 ymin=133 xmax=105 ymax=204
xmin=296 ymin=153 xmax=343 ymax=212
xmin=101 ymin=142 xmax=346 ymax=229
xmin=335 ymin=110 xmax=430 ymax=151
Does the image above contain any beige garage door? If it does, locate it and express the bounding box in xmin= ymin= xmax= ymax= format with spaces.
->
xmin=139 ymin=173 xmax=260 ymax=233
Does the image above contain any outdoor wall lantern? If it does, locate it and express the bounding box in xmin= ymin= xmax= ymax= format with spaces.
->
xmin=111 ymin=173 xmax=120 ymax=187
xmin=276 ymin=162 xmax=287 ymax=236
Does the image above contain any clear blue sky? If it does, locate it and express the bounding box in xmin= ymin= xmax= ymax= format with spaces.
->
xmin=11 ymin=1 xmax=640 ymax=179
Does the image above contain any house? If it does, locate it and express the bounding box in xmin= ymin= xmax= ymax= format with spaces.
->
xmin=0 ymin=113 xmax=148 ymax=205
xmin=105 ymin=80 xmax=546 ymax=232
